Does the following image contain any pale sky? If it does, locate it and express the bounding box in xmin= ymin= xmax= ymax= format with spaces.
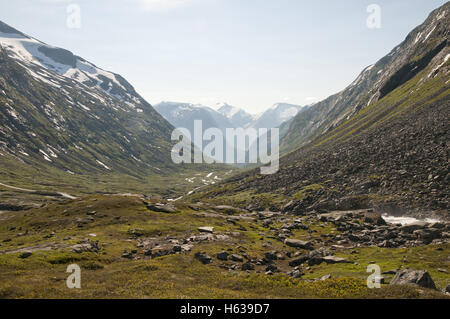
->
xmin=0 ymin=0 xmax=446 ymax=114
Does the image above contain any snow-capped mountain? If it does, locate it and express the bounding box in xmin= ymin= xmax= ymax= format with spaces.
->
xmin=0 ymin=20 xmax=176 ymax=183
xmin=154 ymin=102 xmax=235 ymax=134
xmin=0 ymin=20 xmax=147 ymax=111
xmin=155 ymin=101 xmax=306 ymax=134
xmin=216 ymin=103 xmax=254 ymax=128
xmin=250 ymin=103 xmax=307 ymax=130
xmin=154 ymin=101 xmax=307 ymax=165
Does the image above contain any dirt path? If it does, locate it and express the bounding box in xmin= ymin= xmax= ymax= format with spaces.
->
xmin=0 ymin=182 xmax=77 ymax=200
xmin=0 ymin=242 xmax=70 ymax=254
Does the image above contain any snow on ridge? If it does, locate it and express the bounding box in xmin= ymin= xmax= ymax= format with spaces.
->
xmin=96 ymin=160 xmax=111 ymax=170
xmin=0 ymin=28 xmax=129 ymax=102
xmin=279 ymin=107 xmax=299 ymax=120
xmin=424 ymin=25 xmax=437 ymax=42
xmin=217 ymin=103 xmax=241 ymax=118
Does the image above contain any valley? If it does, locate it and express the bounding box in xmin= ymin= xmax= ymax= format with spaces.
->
xmin=0 ymin=2 xmax=449 ymax=300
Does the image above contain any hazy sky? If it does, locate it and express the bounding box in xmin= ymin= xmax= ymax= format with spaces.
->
xmin=0 ymin=0 xmax=446 ymax=113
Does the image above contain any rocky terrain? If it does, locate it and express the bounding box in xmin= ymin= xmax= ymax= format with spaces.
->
xmin=0 ymin=3 xmax=448 ymax=300
xmin=0 ymin=195 xmax=448 ymax=298
xmin=200 ymin=3 xmax=449 ymax=219
xmin=282 ymin=3 xmax=449 ymax=153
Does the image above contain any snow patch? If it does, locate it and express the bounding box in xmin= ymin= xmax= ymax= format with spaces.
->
xmin=96 ymin=160 xmax=111 ymax=170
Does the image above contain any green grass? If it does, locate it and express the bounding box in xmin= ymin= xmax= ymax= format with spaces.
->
xmin=0 ymin=195 xmax=448 ymax=298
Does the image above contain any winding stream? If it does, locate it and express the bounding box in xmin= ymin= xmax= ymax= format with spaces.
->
xmin=382 ymin=214 xmax=440 ymax=225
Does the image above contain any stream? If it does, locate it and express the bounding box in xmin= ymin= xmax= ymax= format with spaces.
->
xmin=382 ymin=214 xmax=440 ymax=225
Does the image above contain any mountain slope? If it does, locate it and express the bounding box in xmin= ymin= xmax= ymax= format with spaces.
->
xmin=154 ymin=102 xmax=235 ymax=135
xmin=251 ymin=103 xmax=307 ymax=130
xmin=282 ymin=4 xmax=449 ymax=153
xmin=216 ymin=102 xmax=254 ymax=128
xmin=194 ymin=3 xmax=450 ymax=217
xmin=0 ymin=20 xmax=185 ymax=193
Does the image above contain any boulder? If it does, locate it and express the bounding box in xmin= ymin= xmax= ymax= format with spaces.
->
xmin=147 ymin=203 xmax=178 ymax=214
xmin=390 ymin=269 xmax=436 ymax=290
xmin=216 ymin=251 xmax=229 ymax=261
xmin=180 ymin=244 xmax=194 ymax=253
xmin=400 ymin=222 xmax=428 ymax=233
xmin=265 ymin=264 xmax=278 ymax=272
xmin=198 ymin=227 xmax=214 ymax=234
xmin=287 ymin=269 xmax=303 ymax=278
xmin=264 ymin=251 xmax=278 ymax=261
xmin=230 ymin=254 xmax=244 ymax=262
xmin=242 ymin=262 xmax=255 ymax=271
xmin=19 ymin=251 xmax=32 ymax=259
xmin=194 ymin=252 xmax=212 ymax=265
xmin=289 ymin=256 xmax=308 ymax=267
xmin=121 ymin=250 xmax=133 ymax=259
xmin=72 ymin=240 xmax=100 ymax=253
xmin=413 ymin=228 xmax=441 ymax=244
xmin=284 ymin=239 xmax=313 ymax=250
xmin=319 ymin=274 xmax=331 ymax=281
xmin=321 ymin=256 xmax=351 ymax=264
xmin=75 ymin=217 xmax=93 ymax=225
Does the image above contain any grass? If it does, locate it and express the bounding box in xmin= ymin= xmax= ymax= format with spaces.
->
xmin=314 ymin=68 xmax=449 ymax=148
xmin=0 ymin=195 xmax=448 ymax=299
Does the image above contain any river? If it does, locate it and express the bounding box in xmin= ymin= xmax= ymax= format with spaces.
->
xmin=382 ymin=214 xmax=440 ymax=225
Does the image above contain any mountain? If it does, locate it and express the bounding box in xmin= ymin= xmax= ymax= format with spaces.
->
xmin=155 ymin=101 xmax=304 ymax=134
xmin=281 ymin=4 xmax=449 ymax=153
xmin=216 ymin=102 xmax=254 ymax=128
xmin=196 ymin=3 xmax=449 ymax=217
xmin=154 ymin=102 xmax=235 ymax=135
xmin=0 ymin=20 xmax=178 ymax=192
xmin=252 ymin=103 xmax=307 ymax=131
xmin=155 ymin=101 xmax=304 ymax=164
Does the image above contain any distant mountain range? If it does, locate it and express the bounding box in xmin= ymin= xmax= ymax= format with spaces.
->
xmin=154 ymin=101 xmax=307 ymax=162
xmin=216 ymin=102 xmax=254 ymax=128
xmin=154 ymin=101 xmax=307 ymax=134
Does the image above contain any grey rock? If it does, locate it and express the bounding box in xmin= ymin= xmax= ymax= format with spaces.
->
xmin=319 ymin=274 xmax=331 ymax=281
xmin=264 ymin=251 xmax=278 ymax=261
xmin=121 ymin=251 xmax=133 ymax=259
xmin=400 ymin=222 xmax=428 ymax=233
xmin=216 ymin=251 xmax=229 ymax=261
xmin=390 ymin=269 xmax=436 ymax=290
xmin=230 ymin=254 xmax=244 ymax=262
xmin=321 ymin=256 xmax=352 ymax=264
xmin=147 ymin=203 xmax=178 ymax=214
xmin=289 ymin=256 xmax=308 ymax=267
xmin=265 ymin=264 xmax=278 ymax=272
xmin=284 ymin=239 xmax=313 ymax=250
xmin=242 ymin=262 xmax=255 ymax=271
xmin=198 ymin=227 xmax=214 ymax=234
xmin=19 ymin=251 xmax=32 ymax=258
xmin=194 ymin=252 xmax=212 ymax=264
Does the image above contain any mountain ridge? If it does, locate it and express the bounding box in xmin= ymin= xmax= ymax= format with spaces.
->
xmin=193 ymin=2 xmax=450 ymax=217
xmin=0 ymin=19 xmax=197 ymax=195
xmin=281 ymin=3 xmax=449 ymax=153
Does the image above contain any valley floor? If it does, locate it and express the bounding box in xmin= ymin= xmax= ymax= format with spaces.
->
xmin=0 ymin=194 xmax=448 ymax=299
